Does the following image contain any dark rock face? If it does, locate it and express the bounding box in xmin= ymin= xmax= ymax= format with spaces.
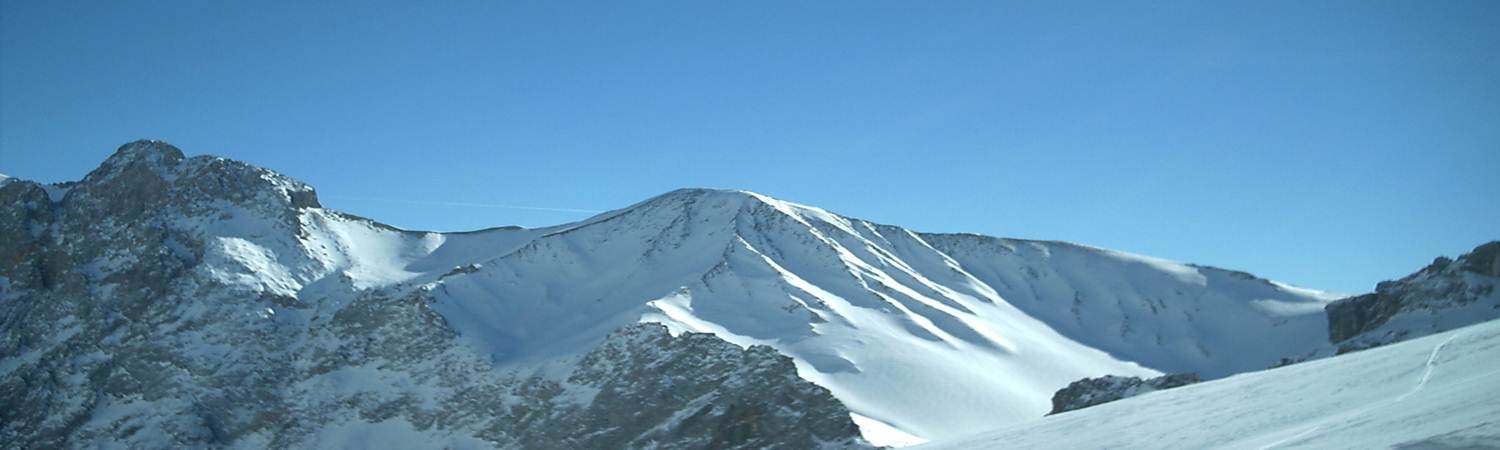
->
xmin=1048 ymin=373 xmax=1201 ymax=415
xmin=1461 ymin=241 xmax=1500 ymax=278
xmin=0 ymin=141 xmax=866 ymax=449
xmin=0 ymin=141 xmax=327 ymax=448
xmin=1326 ymin=292 xmax=1399 ymax=344
xmin=1325 ymin=241 xmax=1500 ymax=353
xmin=516 ymin=324 xmax=863 ymax=449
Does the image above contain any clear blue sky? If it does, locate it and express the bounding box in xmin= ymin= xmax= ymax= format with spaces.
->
xmin=2 ymin=1 xmax=1496 ymax=294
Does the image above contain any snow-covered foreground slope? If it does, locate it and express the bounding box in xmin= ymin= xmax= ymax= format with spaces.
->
xmin=918 ymin=318 xmax=1500 ymax=450
xmin=4 ymin=141 xmax=1358 ymax=447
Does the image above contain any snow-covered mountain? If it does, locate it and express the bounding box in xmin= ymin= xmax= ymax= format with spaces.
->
xmin=0 ymin=142 xmax=862 ymax=449
xmin=425 ymin=187 xmax=1348 ymax=444
xmin=2 ymin=141 xmax=1490 ymax=447
xmin=917 ymin=317 xmax=1500 ymax=450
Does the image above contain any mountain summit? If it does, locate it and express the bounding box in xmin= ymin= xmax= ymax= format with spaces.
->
xmin=427 ymin=182 xmax=1353 ymax=443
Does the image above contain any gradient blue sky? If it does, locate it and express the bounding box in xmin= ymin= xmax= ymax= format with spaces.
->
xmin=2 ymin=0 xmax=1497 ymax=293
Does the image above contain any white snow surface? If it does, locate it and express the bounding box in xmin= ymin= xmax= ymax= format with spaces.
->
xmin=145 ymin=182 xmax=1343 ymax=446
xmin=916 ymin=318 xmax=1500 ymax=450
xmin=413 ymin=188 xmax=1338 ymax=444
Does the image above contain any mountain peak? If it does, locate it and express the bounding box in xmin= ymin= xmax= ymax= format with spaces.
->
xmin=662 ymin=187 xmax=755 ymax=196
xmin=78 ymin=139 xmax=185 ymax=185
xmin=636 ymin=187 xmax=834 ymax=221
xmin=66 ymin=140 xmax=320 ymax=223
xmin=599 ymin=187 xmax=796 ymax=224
xmin=106 ymin=139 xmax=185 ymax=167
xmin=1459 ymin=241 xmax=1500 ymax=277
xmin=114 ymin=139 xmax=185 ymax=159
xmin=650 ymin=187 xmax=779 ymax=204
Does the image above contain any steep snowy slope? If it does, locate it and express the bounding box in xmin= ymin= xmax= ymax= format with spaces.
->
xmin=917 ymin=318 xmax=1500 ymax=450
xmin=428 ymin=188 xmax=1340 ymax=444
xmin=922 ymin=235 xmax=1345 ymax=377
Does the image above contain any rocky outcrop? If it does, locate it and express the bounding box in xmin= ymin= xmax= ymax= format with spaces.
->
xmin=0 ymin=141 xmax=866 ymax=449
xmin=1326 ymin=241 xmax=1500 ymax=353
xmin=515 ymin=324 xmax=863 ymax=449
xmin=0 ymin=142 xmax=330 ymax=447
xmin=1461 ymin=241 xmax=1500 ymax=277
xmin=1048 ymin=373 xmax=1201 ymax=415
xmin=1326 ymin=292 xmax=1400 ymax=344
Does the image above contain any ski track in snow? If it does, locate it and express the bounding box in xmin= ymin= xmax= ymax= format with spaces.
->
xmin=1257 ymin=333 xmax=1461 ymax=450
xmin=1398 ymin=333 xmax=1461 ymax=402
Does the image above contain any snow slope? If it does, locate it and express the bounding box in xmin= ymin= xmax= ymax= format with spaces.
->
xmin=426 ymin=188 xmax=1339 ymax=444
xmin=917 ymin=318 xmax=1500 ymax=450
xmin=923 ymin=235 xmax=1345 ymax=377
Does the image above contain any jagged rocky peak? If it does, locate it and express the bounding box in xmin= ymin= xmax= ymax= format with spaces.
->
xmin=0 ymin=140 xmax=336 ymax=317
xmin=1459 ymin=241 xmax=1500 ymax=277
xmin=70 ymin=139 xmax=320 ymax=216
xmin=86 ymin=139 xmax=187 ymax=180
xmin=11 ymin=140 xmax=325 ymax=285
xmin=1326 ymin=241 xmax=1500 ymax=352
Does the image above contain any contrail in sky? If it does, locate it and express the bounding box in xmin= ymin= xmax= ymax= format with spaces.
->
xmin=322 ymin=195 xmax=605 ymax=214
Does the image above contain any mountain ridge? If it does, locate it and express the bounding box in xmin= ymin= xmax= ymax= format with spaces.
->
xmin=6 ymin=140 xmax=1487 ymax=447
xmin=411 ymin=171 xmax=1340 ymax=441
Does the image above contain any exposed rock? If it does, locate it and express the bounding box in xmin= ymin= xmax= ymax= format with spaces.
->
xmin=1048 ymin=373 xmax=1201 ymax=415
xmin=517 ymin=323 xmax=863 ymax=449
xmin=1461 ymin=241 xmax=1500 ymax=278
xmin=1325 ymin=241 xmax=1500 ymax=352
